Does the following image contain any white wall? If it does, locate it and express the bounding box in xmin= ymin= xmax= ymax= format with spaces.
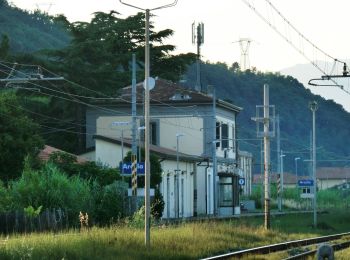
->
xmin=96 ymin=139 xmax=131 ymax=168
xmin=160 ymin=160 xmax=195 ymax=218
xmin=95 ymin=138 xmax=195 ymax=219
xmin=158 ymin=117 xmax=203 ymax=156
xmin=96 ymin=116 xmax=204 ymax=157
xmin=97 ymin=116 xmax=136 ymax=139
xmin=239 ymin=152 xmax=253 ymax=196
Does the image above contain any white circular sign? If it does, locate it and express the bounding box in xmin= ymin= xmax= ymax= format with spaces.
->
xmin=143 ymin=77 xmax=155 ymax=90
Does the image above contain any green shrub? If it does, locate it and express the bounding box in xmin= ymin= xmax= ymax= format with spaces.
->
xmin=151 ymin=188 xmax=165 ymax=220
xmin=0 ymin=180 xmax=12 ymax=213
xmin=91 ymin=181 xmax=128 ymax=225
xmin=10 ymin=163 xmax=93 ymax=223
xmin=49 ymin=151 xmax=121 ymax=186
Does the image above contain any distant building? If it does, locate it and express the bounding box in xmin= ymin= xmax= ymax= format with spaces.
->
xmin=316 ymin=167 xmax=350 ymax=190
xmin=85 ymin=79 xmax=253 ymax=218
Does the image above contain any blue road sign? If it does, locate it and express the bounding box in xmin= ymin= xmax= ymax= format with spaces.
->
xmin=298 ymin=179 xmax=314 ymax=187
xmin=238 ymin=178 xmax=245 ymax=186
xmin=120 ymin=162 xmax=145 ymax=175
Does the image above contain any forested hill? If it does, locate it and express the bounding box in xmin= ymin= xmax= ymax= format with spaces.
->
xmin=185 ymin=63 xmax=350 ymax=175
xmin=0 ymin=0 xmax=70 ymax=53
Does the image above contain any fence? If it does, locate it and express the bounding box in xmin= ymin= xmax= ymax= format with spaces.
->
xmin=0 ymin=208 xmax=68 ymax=234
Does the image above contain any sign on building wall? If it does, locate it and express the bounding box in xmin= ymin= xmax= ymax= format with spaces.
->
xmin=119 ymin=162 xmax=145 ymax=175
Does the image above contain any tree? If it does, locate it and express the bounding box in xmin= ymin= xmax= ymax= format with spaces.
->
xmin=0 ymin=34 xmax=9 ymax=59
xmin=0 ymin=92 xmax=44 ymax=182
xmin=49 ymin=11 xmax=196 ymax=95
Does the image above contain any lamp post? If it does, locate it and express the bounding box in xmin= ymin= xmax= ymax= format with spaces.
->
xmin=111 ymin=121 xmax=131 ymax=175
xmin=309 ymin=100 xmax=318 ymax=228
xmin=295 ymin=157 xmax=301 ymax=187
xmin=279 ymin=153 xmax=286 ymax=211
xmin=119 ymin=0 xmax=178 ymax=248
xmin=176 ymin=133 xmax=185 ymax=218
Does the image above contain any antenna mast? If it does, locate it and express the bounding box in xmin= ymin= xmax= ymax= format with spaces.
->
xmin=192 ymin=22 xmax=204 ymax=92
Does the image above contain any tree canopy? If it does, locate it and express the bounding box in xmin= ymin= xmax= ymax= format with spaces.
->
xmin=0 ymin=92 xmax=44 ymax=182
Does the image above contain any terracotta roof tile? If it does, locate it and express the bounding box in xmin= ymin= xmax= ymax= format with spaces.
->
xmin=38 ymin=145 xmax=88 ymax=164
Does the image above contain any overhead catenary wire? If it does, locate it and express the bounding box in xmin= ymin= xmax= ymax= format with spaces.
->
xmin=241 ymin=0 xmax=350 ymax=95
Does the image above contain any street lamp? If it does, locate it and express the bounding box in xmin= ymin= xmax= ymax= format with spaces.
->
xmin=119 ymin=0 xmax=179 ymax=248
xmin=176 ymin=133 xmax=185 ymax=218
xmin=295 ymin=157 xmax=301 ymax=186
xmin=279 ymin=153 xmax=286 ymax=211
xmin=111 ymin=121 xmax=131 ymax=176
xmin=309 ymin=100 xmax=318 ymax=228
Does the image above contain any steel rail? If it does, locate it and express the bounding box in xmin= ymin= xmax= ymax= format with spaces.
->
xmin=201 ymin=231 xmax=350 ymax=260
xmin=283 ymin=240 xmax=350 ymax=260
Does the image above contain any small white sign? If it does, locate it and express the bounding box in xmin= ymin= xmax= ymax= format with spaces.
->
xmin=128 ymin=188 xmax=155 ymax=197
xmin=300 ymin=193 xmax=314 ymax=199
xmin=143 ymin=77 xmax=155 ymax=90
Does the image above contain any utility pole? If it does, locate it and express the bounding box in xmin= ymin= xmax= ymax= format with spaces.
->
xmin=252 ymin=84 xmax=275 ymax=229
xmin=211 ymin=86 xmax=217 ymax=215
xmin=119 ymin=0 xmax=178 ymax=249
xmin=279 ymin=151 xmax=286 ymax=211
xmin=176 ymin=133 xmax=185 ymax=218
xmin=309 ymin=101 xmax=318 ymax=228
xmin=276 ymin=114 xmax=281 ymax=211
xmin=131 ymin=54 xmax=137 ymax=156
xmin=263 ymin=84 xmax=271 ymax=229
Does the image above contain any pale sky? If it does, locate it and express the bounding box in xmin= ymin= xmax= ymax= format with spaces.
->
xmin=9 ymin=0 xmax=350 ymax=111
xmin=10 ymin=0 xmax=350 ymax=110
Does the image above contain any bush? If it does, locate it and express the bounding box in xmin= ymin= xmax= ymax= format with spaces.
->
xmin=10 ymin=163 xmax=93 ymax=224
xmin=91 ymin=181 xmax=128 ymax=225
xmin=49 ymin=151 xmax=121 ymax=186
xmin=151 ymin=188 xmax=165 ymax=220
xmin=0 ymin=180 xmax=12 ymax=213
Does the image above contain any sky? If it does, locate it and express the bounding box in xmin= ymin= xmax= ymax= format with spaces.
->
xmin=10 ymin=0 xmax=350 ymax=109
xmin=10 ymin=0 xmax=350 ymax=71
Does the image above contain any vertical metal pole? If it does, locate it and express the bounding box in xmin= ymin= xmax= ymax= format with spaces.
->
xmin=280 ymin=151 xmax=284 ymax=211
xmin=276 ymin=114 xmax=281 ymax=211
xmin=312 ymin=108 xmax=317 ymax=228
xmin=212 ymin=87 xmax=217 ymax=215
xmin=263 ymin=84 xmax=270 ymax=229
xmin=176 ymin=136 xmax=179 ymax=218
xmin=121 ymin=129 xmax=124 ymax=176
xmin=144 ymin=9 xmax=151 ymax=248
xmin=132 ymin=54 xmax=137 ymax=156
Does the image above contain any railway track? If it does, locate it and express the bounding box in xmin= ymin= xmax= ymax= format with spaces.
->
xmin=201 ymin=231 xmax=350 ymax=259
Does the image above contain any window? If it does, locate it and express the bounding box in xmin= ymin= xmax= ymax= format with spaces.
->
xmin=232 ymin=124 xmax=236 ymax=151
xmin=216 ymin=122 xmax=220 ymax=148
xmin=219 ymin=177 xmax=233 ymax=207
xmin=221 ymin=123 xmax=228 ymax=149
xmin=150 ymin=122 xmax=158 ymax=145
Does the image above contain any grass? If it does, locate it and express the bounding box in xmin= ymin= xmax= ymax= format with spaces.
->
xmin=1 ymin=210 xmax=350 ymax=259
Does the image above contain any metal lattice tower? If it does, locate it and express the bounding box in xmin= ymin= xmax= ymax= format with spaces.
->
xmin=192 ymin=22 xmax=204 ymax=92
xmin=233 ymin=38 xmax=252 ymax=71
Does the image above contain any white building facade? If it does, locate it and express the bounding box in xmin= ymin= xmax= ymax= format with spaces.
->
xmin=86 ymin=79 xmax=252 ymax=218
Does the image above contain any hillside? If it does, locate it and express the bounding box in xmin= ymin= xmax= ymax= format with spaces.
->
xmin=185 ymin=63 xmax=350 ymax=175
xmin=0 ymin=0 xmax=70 ymax=53
xmin=280 ymin=61 xmax=350 ymax=112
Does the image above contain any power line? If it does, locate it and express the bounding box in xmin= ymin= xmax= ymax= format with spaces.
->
xmin=241 ymin=0 xmax=350 ymax=94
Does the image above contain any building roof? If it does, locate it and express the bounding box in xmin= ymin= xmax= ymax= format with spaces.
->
xmin=94 ymin=134 xmax=204 ymax=163
xmin=94 ymin=78 xmax=242 ymax=113
xmin=316 ymin=167 xmax=350 ymax=180
xmin=38 ymin=145 xmax=88 ymax=164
